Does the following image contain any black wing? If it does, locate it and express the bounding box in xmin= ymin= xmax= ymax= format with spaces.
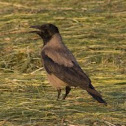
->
xmin=42 ymin=52 xmax=91 ymax=89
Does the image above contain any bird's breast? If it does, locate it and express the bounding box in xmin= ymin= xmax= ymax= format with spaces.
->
xmin=47 ymin=74 xmax=68 ymax=89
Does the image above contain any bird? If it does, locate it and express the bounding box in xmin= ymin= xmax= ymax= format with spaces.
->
xmin=30 ymin=23 xmax=107 ymax=105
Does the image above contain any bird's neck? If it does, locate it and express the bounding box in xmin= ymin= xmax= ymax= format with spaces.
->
xmin=44 ymin=33 xmax=64 ymax=48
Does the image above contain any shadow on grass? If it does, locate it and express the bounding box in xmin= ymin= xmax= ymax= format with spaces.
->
xmin=114 ymin=82 xmax=126 ymax=85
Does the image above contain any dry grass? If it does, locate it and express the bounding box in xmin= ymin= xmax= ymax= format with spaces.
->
xmin=0 ymin=0 xmax=126 ymax=125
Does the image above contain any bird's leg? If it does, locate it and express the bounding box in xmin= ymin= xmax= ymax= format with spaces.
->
xmin=62 ymin=86 xmax=71 ymax=100
xmin=57 ymin=89 xmax=61 ymax=100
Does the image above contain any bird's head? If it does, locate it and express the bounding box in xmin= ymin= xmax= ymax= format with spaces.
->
xmin=30 ymin=23 xmax=59 ymax=44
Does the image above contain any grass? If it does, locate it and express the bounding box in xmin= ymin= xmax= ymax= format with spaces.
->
xmin=0 ymin=0 xmax=126 ymax=125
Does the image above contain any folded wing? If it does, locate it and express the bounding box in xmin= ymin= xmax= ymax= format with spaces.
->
xmin=42 ymin=48 xmax=91 ymax=89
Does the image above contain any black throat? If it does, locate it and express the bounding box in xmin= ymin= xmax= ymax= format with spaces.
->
xmin=41 ymin=35 xmax=52 ymax=45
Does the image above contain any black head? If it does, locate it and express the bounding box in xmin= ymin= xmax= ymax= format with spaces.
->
xmin=30 ymin=23 xmax=59 ymax=44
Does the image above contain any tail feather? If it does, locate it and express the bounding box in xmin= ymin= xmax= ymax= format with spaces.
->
xmin=88 ymin=91 xmax=107 ymax=105
xmin=86 ymin=84 xmax=107 ymax=105
xmin=86 ymin=88 xmax=102 ymax=97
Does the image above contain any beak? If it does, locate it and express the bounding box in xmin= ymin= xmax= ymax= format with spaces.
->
xmin=29 ymin=25 xmax=41 ymax=33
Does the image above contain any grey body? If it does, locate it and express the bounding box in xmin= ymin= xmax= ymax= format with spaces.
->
xmin=42 ymin=33 xmax=91 ymax=89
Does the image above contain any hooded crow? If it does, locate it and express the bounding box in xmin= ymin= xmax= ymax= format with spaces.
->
xmin=30 ymin=23 xmax=107 ymax=105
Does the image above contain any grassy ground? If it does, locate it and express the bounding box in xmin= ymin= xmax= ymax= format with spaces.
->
xmin=0 ymin=0 xmax=126 ymax=126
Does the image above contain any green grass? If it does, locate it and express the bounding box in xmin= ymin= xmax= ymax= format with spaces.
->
xmin=0 ymin=0 xmax=126 ymax=125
